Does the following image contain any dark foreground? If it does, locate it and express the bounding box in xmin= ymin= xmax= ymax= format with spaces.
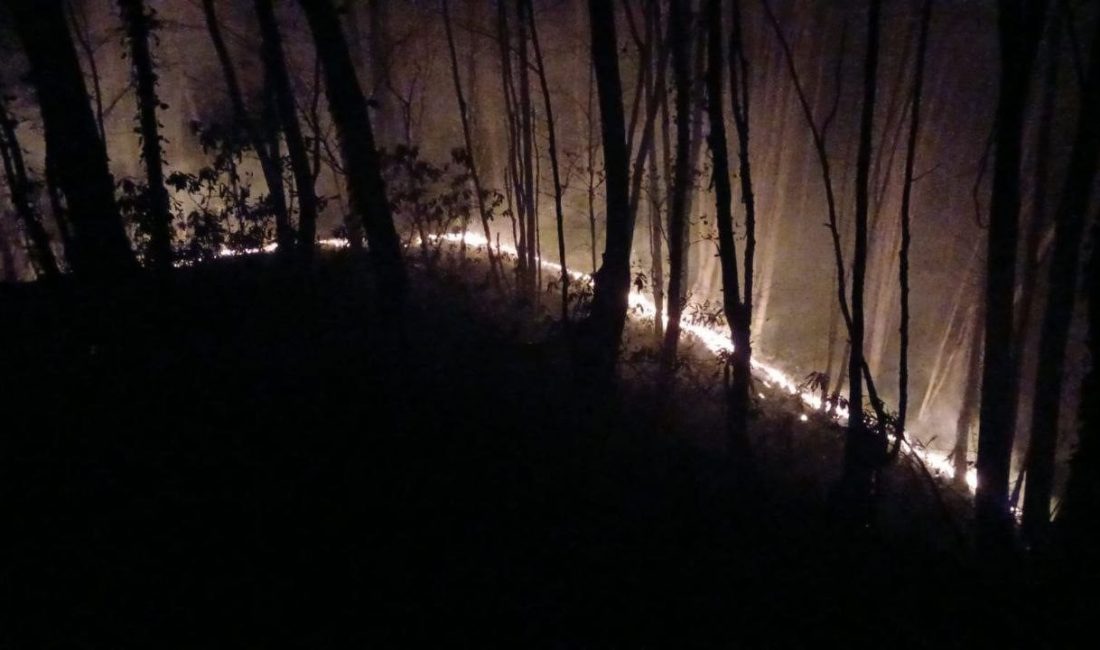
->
xmin=0 ymin=253 xmax=1088 ymax=647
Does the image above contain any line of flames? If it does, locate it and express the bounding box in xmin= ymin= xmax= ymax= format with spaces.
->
xmin=211 ymin=232 xmax=977 ymax=493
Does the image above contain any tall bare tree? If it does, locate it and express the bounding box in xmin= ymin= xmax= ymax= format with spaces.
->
xmin=522 ymin=0 xmax=569 ymax=319
xmin=660 ymin=0 xmax=694 ymax=376
xmin=8 ymin=0 xmax=136 ymax=280
xmin=516 ymin=0 xmax=538 ymax=300
xmin=976 ymin=0 xmax=1049 ymax=551
xmin=762 ymin=0 xmax=888 ymax=434
xmin=836 ymin=0 xmax=884 ymax=525
xmin=0 ymin=100 xmax=59 ymax=278
xmin=955 ymin=302 xmax=984 ymax=486
xmin=442 ymin=0 xmax=502 ymax=289
xmin=255 ymin=0 xmax=320 ymax=260
xmin=728 ymin=0 xmax=757 ymax=442
xmin=646 ymin=0 xmax=667 ymax=341
xmin=118 ymin=0 xmax=172 ymax=272
xmin=1022 ymin=12 xmax=1100 ymax=546
xmin=581 ymin=0 xmax=634 ymax=383
xmin=898 ymin=0 xmax=934 ymax=449
xmin=1056 ymin=205 xmax=1100 ymax=571
xmin=497 ymin=1 xmax=529 ymax=292
xmin=200 ymin=0 xmax=292 ymax=254
xmin=297 ymin=0 xmax=406 ymax=304
xmin=703 ymin=0 xmax=751 ymax=448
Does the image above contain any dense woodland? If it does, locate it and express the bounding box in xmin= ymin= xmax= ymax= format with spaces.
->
xmin=1 ymin=0 xmax=1099 ymax=644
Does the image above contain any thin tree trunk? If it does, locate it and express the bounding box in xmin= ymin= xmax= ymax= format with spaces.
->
xmin=704 ymin=0 xmax=750 ymax=448
xmin=0 ymin=215 xmax=17 ymax=281
xmin=648 ymin=114 xmax=665 ymax=339
xmin=1022 ymin=14 xmax=1100 ymax=547
xmin=66 ymin=2 xmax=107 ymax=147
xmin=729 ymin=0 xmax=756 ymax=433
xmin=656 ymin=47 xmax=674 ymax=338
xmin=643 ymin=1 xmax=666 ymax=342
xmin=118 ymin=0 xmax=173 ymax=272
xmin=660 ymin=0 xmax=693 ymax=375
xmin=201 ymin=0 xmax=291 ymax=254
xmin=367 ymin=0 xmax=395 ymax=149
xmin=9 ymin=0 xmax=136 ymax=280
xmin=256 ymin=0 xmax=320 ymax=261
xmin=298 ymin=0 xmax=406 ymax=305
xmin=0 ymin=101 xmax=59 ymax=278
xmin=587 ymin=62 xmax=598 ymax=275
xmin=582 ymin=0 xmax=634 ymax=384
xmin=1055 ymin=205 xmax=1100 ymax=570
xmin=517 ymin=1 xmax=537 ymax=300
xmin=683 ymin=22 xmax=707 ymax=290
xmin=43 ymin=152 xmax=76 ymax=262
xmin=762 ymin=0 xmax=887 ymax=424
xmin=898 ymin=0 xmax=933 ymax=450
xmin=1012 ymin=6 xmax=1061 ymax=406
xmin=523 ymin=0 xmax=568 ymax=319
xmin=839 ymin=0 xmax=882 ymax=523
xmin=976 ymin=0 xmax=1048 ymax=552
xmin=956 ymin=303 xmax=985 ymax=485
xmin=442 ymin=0 xmax=502 ymax=288
xmin=498 ymin=1 xmax=528 ymax=291
xmin=626 ymin=3 xmax=669 ymax=222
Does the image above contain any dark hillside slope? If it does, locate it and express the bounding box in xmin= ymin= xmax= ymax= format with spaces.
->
xmin=0 ymin=253 xmax=1066 ymax=646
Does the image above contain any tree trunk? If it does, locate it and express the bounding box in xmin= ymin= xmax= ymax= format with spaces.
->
xmin=763 ymin=0 xmax=887 ymax=429
xmin=43 ymin=150 xmax=77 ymax=262
xmin=626 ymin=3 xmax=668 ymax=223
xmin=898 ymin=0 xmax=934 ymax=448
xmin=200 ymin=0 xmax=291 ymax=254
xmin=683 ymin=23 xmax=707 ymax=294
xmin=255 ymin=0 xmax=320 ymax=261
xmin=1012 ymin=7 xmax=1060 ymax=382
xmin=587 ymin=62 xmax=599 ymax=276
xmin=0 ymin=215 xmax=18 ymax=281
xmin=660 ymin=0 xmax=693 ymax=376
xmin=1008 ymin=3 xmax=1062 ymax=475
xmin=66 ymin=2 xmax=107 ymax=147
xmin=367 ymin=0 xmax=396 ymax=148
xmin=297 ymin=0 xmax=406 ymax=305
xmin=976 ymin=0 xmax=1048 ymax=552
xmin=728 ymin=0 xmax=756 ymax=442
xmin=644 ymin=1 xmax=666 ymax=341
xmin=8 ymin=0 xmax=136 ymax=280
xmin=1022 ymin=14 xmax=1100 ymax=547
xmin=0 ymin=100 xmax=59 ymax=278
xmin=118 ymin=0 xmax=172 ymax=272
xmin=657 ymin=44 xmax=674 ymax=338
xmin=704 ymin=0 xmax=750 ymax=448
xmin=582 ymin=0 xmax=634 ymax=384
xmin=443 ymin=0 xmax=502 ymax=289
xmin=516 ymin=0 xmax=537 ymax=301
xmin=497 ymin=1 xmax=528 ymax=290
xmin=523 ymin=0 xmax=568 ymax=320
xmin=839 ymin=0 xmax=882 ymax=525
xmin=1055 ymin=205 xmax=1100 ymax=571
xmin=955 ymin=303 xmax=985 ymax=486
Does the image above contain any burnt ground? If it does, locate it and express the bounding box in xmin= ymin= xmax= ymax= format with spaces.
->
xmin=0 ymin=251 xmax=1088 ymax=647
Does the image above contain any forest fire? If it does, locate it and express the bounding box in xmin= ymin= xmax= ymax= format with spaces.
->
xmin=7 ymin=0 xmax=1100 ymax=642
xmin=434 ymin=231 xmax=979 ymax=493
xmin=212 ymin=228 xmax=979 ymax=491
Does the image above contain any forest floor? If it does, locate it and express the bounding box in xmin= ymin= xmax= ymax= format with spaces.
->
xmin=0 ymin=249 xmax=1087 ymax=647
